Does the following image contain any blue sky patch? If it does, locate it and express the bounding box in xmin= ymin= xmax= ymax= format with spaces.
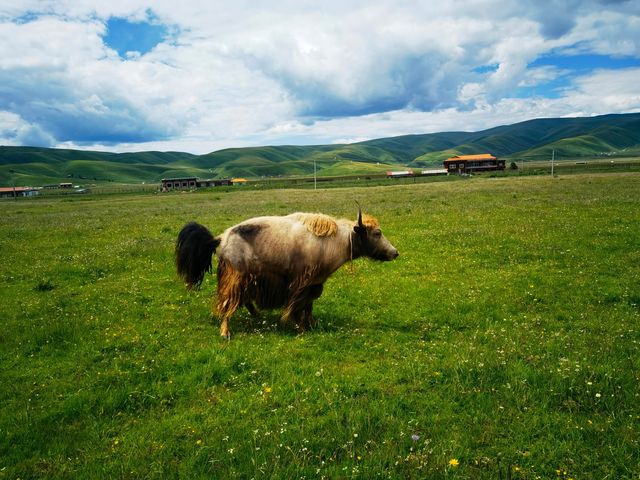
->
xmin=502 ymin=53 xmax=640 ymax=99
xmin=13 ymin=12 xmax=42 ymax=24
xmin=472 ymin=64 xmax=499 ymax=74
xmin=513 ymin=78 xmax=572 ymax=100
xmin=103 ymin=16 xmax=169 ymax=58
xmin=530 ymin=53 xmax=640 ymax=72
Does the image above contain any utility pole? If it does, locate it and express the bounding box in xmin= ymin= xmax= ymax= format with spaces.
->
xmin=551 ymin=149 xmax=555 ymax=177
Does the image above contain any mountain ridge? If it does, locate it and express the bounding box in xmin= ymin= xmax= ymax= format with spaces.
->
xmin=1 ymin=112 xmax=639 ymax=185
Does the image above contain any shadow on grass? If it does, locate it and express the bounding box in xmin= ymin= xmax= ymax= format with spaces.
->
xmin=207 ymin=307 xmax=354 ymax=338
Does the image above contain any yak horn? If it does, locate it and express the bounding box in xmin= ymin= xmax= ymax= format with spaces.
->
xmin=355 ymin=200 xmax=363 ymax=227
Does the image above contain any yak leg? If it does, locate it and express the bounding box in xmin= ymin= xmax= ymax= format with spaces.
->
xmin=284 ymin=283 xmax=323 ymax=332
xmin=218 ymin=296 xmax=239 ymax=339
xmin=282 ymin=291 xmax=308 ymax=332
xmin=216 ymin=260 xmax=246 ymax=340
xmin=302 ymin=302 xmax=314 ymax=329
xmin=302 ymin=284 xmax=324 ymax=329
xmin=242 ymin=276 xmax=260 ymax=317
xmin=219 ymin=314 xmax=231 ymax=340
xmin=244 ymin=299 xmax=259 ymax=317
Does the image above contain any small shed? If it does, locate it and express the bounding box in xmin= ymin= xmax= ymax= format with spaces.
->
xmin=161 ymin=177 xmax=198 ymax=191
xmin=161 ymin=177 xmax=234 ymax=191
xmin=198 ymin=179 xmax=231 ymax=187
xmin=420 ymin=169 xmax=448 ymax=176
xmin=444 ymin=154 xmax=505 ymax=174
xmin=386 ymin=170 xmax=414 ymax=178
xmin=0 ymin=187 xmax=40 ymax=198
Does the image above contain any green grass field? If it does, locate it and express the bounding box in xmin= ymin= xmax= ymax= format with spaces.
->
xmin=1 ymin=173 xmax=639 ymax=479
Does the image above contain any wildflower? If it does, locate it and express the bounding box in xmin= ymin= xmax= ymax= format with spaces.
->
xmin=449 ymin=458 xmax=459 ymax=467
xmin=411 ymin=434 xmax=420 ymax=442
xmin=264 ymin=386 xmax=273 ymax=393
xmin=196 ymin=439 xmax=203 ymax=445
xmin=595 ymin=393 xmax=601 ymax=398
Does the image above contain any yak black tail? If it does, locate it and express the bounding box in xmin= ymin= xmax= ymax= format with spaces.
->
xmin=175 ymin=222 xmax=221 ymax=289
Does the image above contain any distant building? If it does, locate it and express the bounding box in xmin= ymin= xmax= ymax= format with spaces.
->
xmin=444 ymin=154 xmax=505 ymax=174
xmin=198 ymin=179 xmax=231 ymax=187
xmin=386 ymin=170 xmax=414 ymax=178
xmin=161 ymin=177 xmax=233 ymax=191
xmin=420 ymin=169 xmax=448 ymax=176
xmin=161 ymin=177 xmax=197 ymax=191
xmin=0 ymin=186 xmax=40 ymax=198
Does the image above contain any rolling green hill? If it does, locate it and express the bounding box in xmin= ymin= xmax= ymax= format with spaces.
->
xmin=1 ymin=112 xmax=639 ymax=185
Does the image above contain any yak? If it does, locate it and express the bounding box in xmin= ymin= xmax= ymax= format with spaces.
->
xmin=175 ymin=207 xmax=399 ymax=339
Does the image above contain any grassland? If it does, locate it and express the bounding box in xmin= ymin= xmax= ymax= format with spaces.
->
xmin=1 ymin=173 xmax=639 ymax=479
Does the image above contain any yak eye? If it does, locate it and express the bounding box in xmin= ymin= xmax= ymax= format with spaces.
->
xmin=372 ymin=229 xmax=382 ymax=238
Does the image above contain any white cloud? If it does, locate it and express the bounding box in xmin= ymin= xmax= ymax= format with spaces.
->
xmin=0 ymin=111 xmax=56 ymax=146
xmin=566 ymin=11 xmax=640 ymax=56
xmin=564 ymin=67 xmax=640 ymax=113
xmin=0 ymin=1 xmax=639 ymax=153
xmin=519 ymin=66 xmax=568 ymax=87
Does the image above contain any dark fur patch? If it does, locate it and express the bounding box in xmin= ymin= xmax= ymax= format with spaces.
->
xmin=246 ymin=273 xmax=290 ymax=309
xmin=232 ymin=223 xmax=263 ymax=240
xmin=175 ymin=222 xmax=220 ymax=289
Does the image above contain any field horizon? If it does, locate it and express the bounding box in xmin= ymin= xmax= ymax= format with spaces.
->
xmin=1 ymin=172 xmax=639 ymax=478
xmin=1 ymin=112 xmax=639 ymax=187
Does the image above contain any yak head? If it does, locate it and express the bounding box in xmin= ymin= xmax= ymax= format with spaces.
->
xmin=353 ymin=205 xmax=399 ymax=261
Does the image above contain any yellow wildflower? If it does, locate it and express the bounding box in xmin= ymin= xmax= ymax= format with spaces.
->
xmin=449 ymin=458 xmax=459 ymax=467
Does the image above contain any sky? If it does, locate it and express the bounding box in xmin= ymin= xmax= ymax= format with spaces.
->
xmin=0 ymin=1 xmax=639 ymax=154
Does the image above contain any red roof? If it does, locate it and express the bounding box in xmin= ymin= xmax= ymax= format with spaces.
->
xmin=0 ymin=186 xmax=36 ymax=193
xmin=446 ymin=154 xmax=496 ymax=161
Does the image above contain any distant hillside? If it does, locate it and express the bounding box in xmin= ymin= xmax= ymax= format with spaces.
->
xmin=1 ymin=112 xmax=639 ymax=185
xmin=377 ymin=113 xmax=640 ymax=165
xmin=0 ymin=147 xmax=202 ymax=186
